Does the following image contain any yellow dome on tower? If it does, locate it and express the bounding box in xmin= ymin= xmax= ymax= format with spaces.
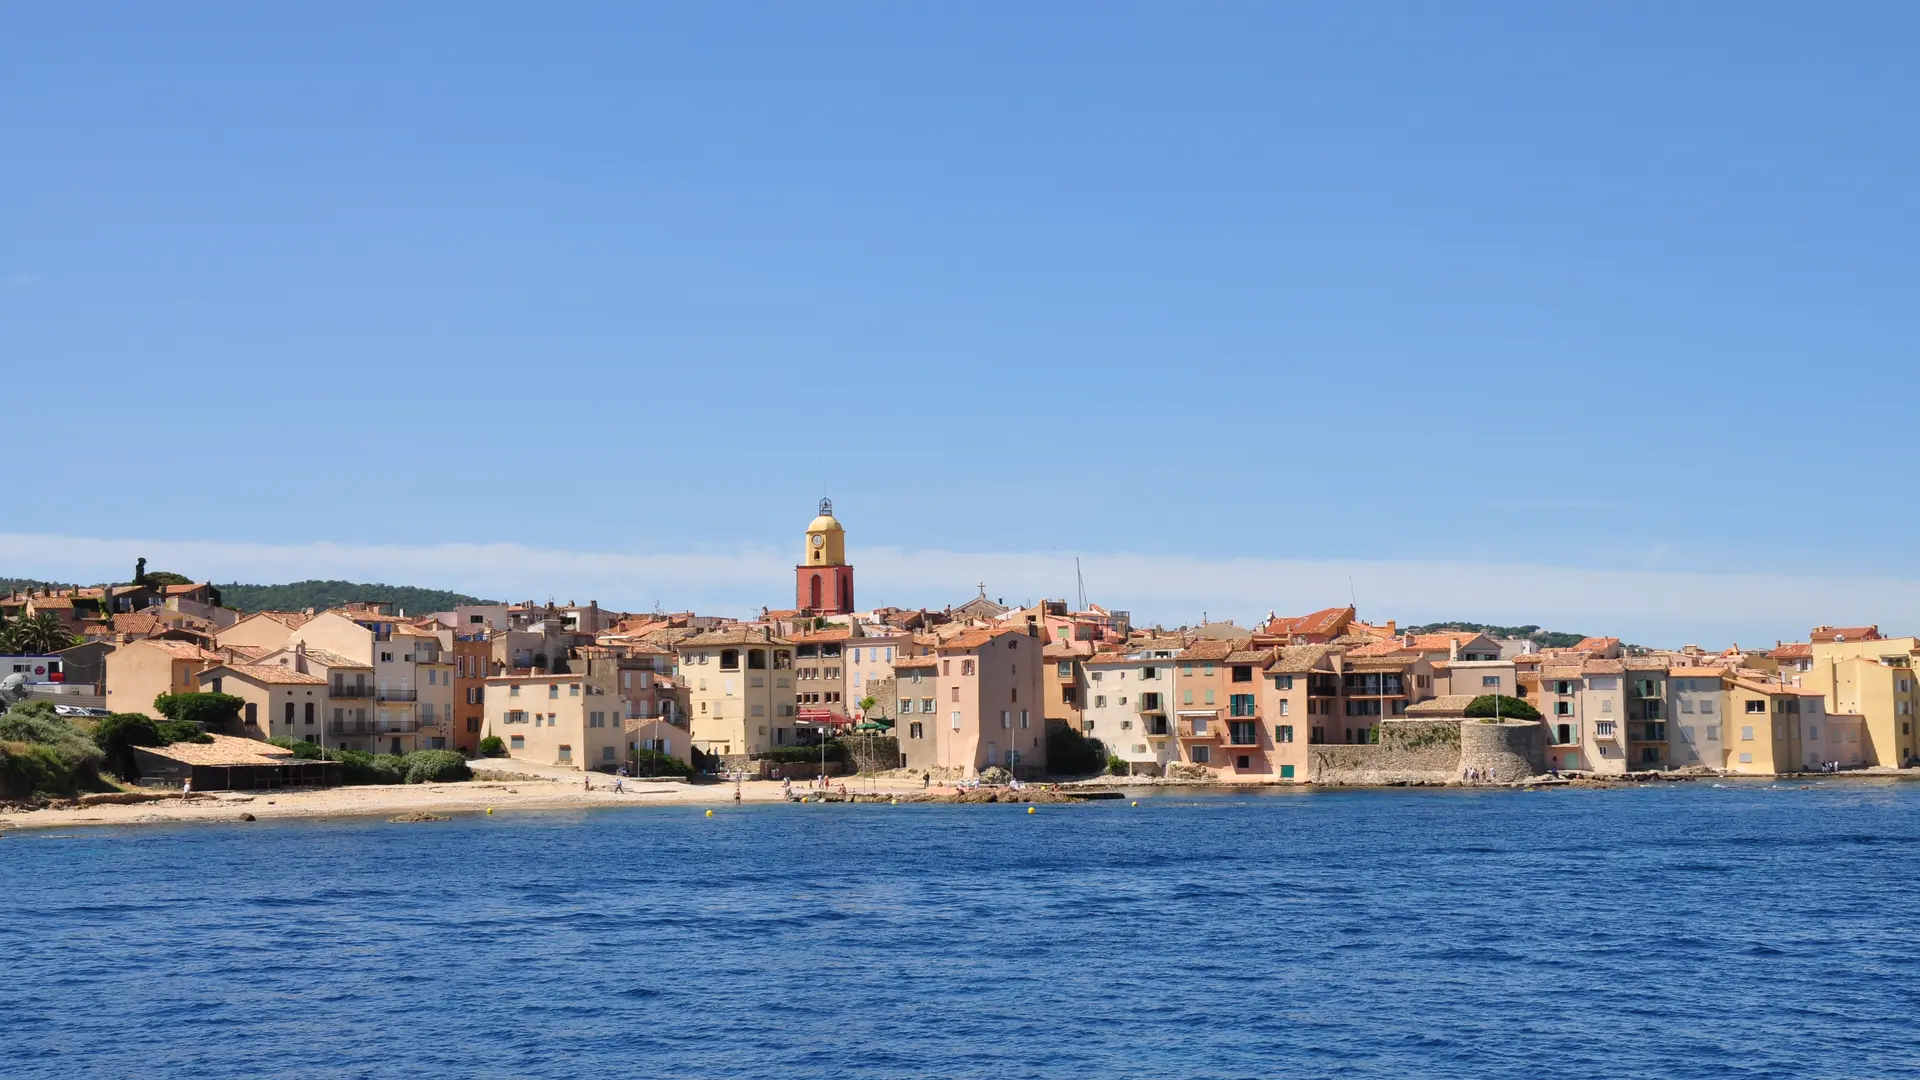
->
xmin=803 ymin=498 xmax=848 ymax=566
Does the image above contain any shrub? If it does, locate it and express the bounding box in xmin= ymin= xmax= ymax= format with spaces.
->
xmin=755 ymin=743 xmax=846 ymax=765
xmin=0 ymin=707 xmax=104 ymax=791
xmin=1107 ymin=753 xmax=1128 ymax=776
xmin=1463 ymin=694 xmax=1542 ymax=722
xmin=157 ymin=720 xmax=213 ymax=745
xmin=477 ymin=735 xmax=505 ymax=757
xmin=626 ymin=748 xmax=693 ymax=779
xmin=90 ymin=713 xmax=164 ymax=778
xmin=1045 ymin=725 xmax=1107 ymax=777
xmin=402 ymin=750 xmax=471 ymax=784
xmin=152 ymin=692 xmax=245 ymax=732
xmin=266 ymin=737 xmax=323 ymax=760
xmin=328 ymin=749 xmax=404 ymax=785
xmin=0 ymin=742 xmax=75 ymax=798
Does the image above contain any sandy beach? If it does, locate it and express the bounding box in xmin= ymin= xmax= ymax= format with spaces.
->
xmin=0 ymin=771 xmax=943 ymax=832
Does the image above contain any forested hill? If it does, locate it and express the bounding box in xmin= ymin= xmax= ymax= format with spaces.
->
xmin=1402 ymin=622 xmax=1589 ymax=649
xmin=219 ymin=580 xmax=497 ymax=615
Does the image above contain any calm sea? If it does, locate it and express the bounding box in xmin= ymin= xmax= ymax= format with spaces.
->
xmin=4 ymin=781 xmax=1919 ymax=1079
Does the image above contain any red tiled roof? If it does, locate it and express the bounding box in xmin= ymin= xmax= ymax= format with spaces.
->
xmin=1259 ymin=606 xmax=1354 ymax=638
xmin=1810 ymin=626 xmax=1882 ymax=643
xmin=1771 ymin=642 xmax=1813 ymax=660
xmin=940 ymin=627 xmax=1028 ymax=651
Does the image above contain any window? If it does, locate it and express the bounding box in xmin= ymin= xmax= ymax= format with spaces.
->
xmin=951 ymin=687 xmax=960 ymax=702
xmin=1190 ymin=745 xmax=1210 ymax=764
xmin=509 ymin=685 xmax=520 ymax=697
xmin=961 ymin=660 xmax=975 ymax=676
xmin=1203 ymin=689 xmax=1214 ymax=705
xmin=909 ymin=722 xmax=924 ymax=739
xmin=568 ymin=683 xmax=580 ymax=697
xmin=1094 ymin=695 xmax=1107 ymax=708
xmin=1231 ymin=665 xmax=1252 ymax=683
xmin=921 ymin=698 xmax=934 ymax=713
xmin=950 ymin=711 xmax=960 ymax=730
xmin=1700 ymin=699 xmax=1714 ymax=714
xmin=1555 ymin=723 xmax=1573 ymax=745
xmin=1741 ymin=725 xmax=1754 ymax=741
xmin=1679 ymin=697 xmax=1694 ymax=714
xmin=899 ymin=699 xmax=914 ymax=714
xmin=1746 ymin=700 xmax=1765 ymax=714
xmin=1001 ymin=711 xmax=1011 ymax=729
xmin=1020 ymin=710 xmax=1030 ymax=728
xmin=1277 ymin=724 xmax=1294 ymax=743
xmin=1274 ymin=675 xmax=1294 ymax=690
xmin=305 ymin=702 xmax=315 ymax=725
xmin=509 ymin=734 xmax=525 ymax=749
xmin=1280 ymin=764 xmax=1295 ymax=779
xmin=1482 ymin=676 xmax=1500 ymax=688
xmin=1229 ymin=694 xmax=1256 ymax=717
xmin=1705 ymin=725 xmax=1719 ymax=741
xmin=381 ymin=652 xmax=393 ymax=663
xmin=244 ymin=702 xmax=257 ymax=726
xmin=1057 ymin=661 xmax=1072 ymax=678
xmin=602 ymin=746 xmax=616 ymax=762
xmin=548 ymin=684 xmax=559 ymax=699
xmin=1229 ymin=721 xmax=1256 ymax=745
xmin=1595 ymin=720 xmax=1615 ymax=737
xmin=1279 ymin=700 xmax=1290 ymax=717
xmin=283 ymin=702 xmax=295 ymax=726
xmin=557 ymin=745 xmax=572 ymax=762
xmin=1738 ymin=752 xmax=1752 ymax=763
xmin=1142 ymin=667 xmax=1159 ymax=681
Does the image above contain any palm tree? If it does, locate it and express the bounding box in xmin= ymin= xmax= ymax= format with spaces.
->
xmin=4 ymin=613 xmax=79 ymax=654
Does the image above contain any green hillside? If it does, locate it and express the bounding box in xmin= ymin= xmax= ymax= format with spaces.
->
xmin=219 ymin=580 xmax=498 ymax=615
xmin=1402 ymin=622 xmax=1589 ymax=649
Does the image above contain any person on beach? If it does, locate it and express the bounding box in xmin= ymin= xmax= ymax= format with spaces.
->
xmin=923 ymin=771 xmax=930 ymax=790
xmin=181 ymin=777 xmax=192 ymax=801
xmin=613 ymin=776 xmax=624 ymax=794
xmin=583 ymin=776 xmax=591 ymax=791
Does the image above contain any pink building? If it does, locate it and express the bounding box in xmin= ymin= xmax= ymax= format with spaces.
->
xmin=934 ymin=627 xmax=1048 ymax=778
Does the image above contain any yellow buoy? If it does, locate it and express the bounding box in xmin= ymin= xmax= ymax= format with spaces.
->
xmin=1131 ymin=801 xmax=1138 ymax=807
xmin=800 ymin=796 xmax=808 ymax=803
xmin=705 ymin=809 xmax=713 ymax=817
xmin=486 ymin=807 xmax=493 ymax=815
xmin=890 ymin=798 xmax=898 ymax=805
xmin=1027 ymin=806 xmax=1036 ymax=814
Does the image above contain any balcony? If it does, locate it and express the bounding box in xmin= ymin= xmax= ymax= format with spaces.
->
xmin=1176 ymin=720 xmax=1219 ymax=741
xmin=377 ymin=689 xmax=417 ymax=702
xmin=1593 ymin=721 xmax=1620 ymax=742
xmin=329 ymin=719 xmax=378 ymax=736
xmin=1223 ymin=727 xmax=1261 ymax=748
xmin=377 ymin=718 xmax=419 ymax=734
xmin=1144 ymin=718 xmax=1170 ymax=738
xmin=331 ymin=685 xmax=374 ymax=699
xmin=1137 ymin=695 xmax=1166 ymax=715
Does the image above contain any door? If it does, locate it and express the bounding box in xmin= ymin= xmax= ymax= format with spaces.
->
xmin=986 ymin=741 xmax=996 ymax=769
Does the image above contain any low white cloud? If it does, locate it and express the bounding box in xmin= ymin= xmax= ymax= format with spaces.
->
xmin=0 ymin=531 xmax=1903 ymax=648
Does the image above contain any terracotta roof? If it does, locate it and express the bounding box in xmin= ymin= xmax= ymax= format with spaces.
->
xmin=940 ymin=627 xmax=1028 ymax=651
xmin=1225 ymin=649 xmax=1272 ymax=665
xmin=111 ymin=613 xmax=168 ymax=637
xmin=1767 ymin=642 xmax=1812 ymax=660
xmin=1539 ymin=664 xmax=1585 ymax=680
xmin=135 ymin=640 xmax=223 ymax=662
xmin=1084 ymin=651 xmax=1140 ymax=666
xmin=139 ymin=734 xmax=295 ymax=767
xmin=1624 ymin=657 xmax=1669 ymax=671
xmin=1345 ymin=639 xmax=1414 ymax=658
xmin=1668 ymin=667 xmax=1726 ymax=679
xmin=893 ymin=656 xmax=938 ymax=671
xmin=162 ymin=583 xmax=207 ymax=595
xmin=794 ymin=628 xmax=854 ymax=642
xmin=1732 ymin=677 xmax=1824 ymax=697
xmin=1580 ymin=660 xmax=1624 ymax=675
xmin=1177 ymin=638 xmax=1245 ymax=662
xmin=1268 ymin=645 xmax=1333 ymax=674
xmin=1406 ymin=632 xmax=1489 ymax=651
xmin=1403 ymin=695 xmax=1478 ymax=717
xmin=1347 ymin=656 xmax=1417 ymax=672
xmin=280 ymin=647 xmax=368 ymax=669
xmin=1810 ymin=625 xmax=1881 ymax=643
xmin=30 ymin=595 xmax=75 ymax=609
xmin=1259 ymin=606 xmax=1354 ymax=638
xmin=1573 ymin=636 xmax=1620 ymax=651
xmin=205 ymin=662 xmax=327 ymax=686
xmin=678 ymin=627 xmax=793 ymax=647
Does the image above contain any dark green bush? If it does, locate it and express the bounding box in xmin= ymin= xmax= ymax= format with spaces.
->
xmin=477 ymin=735 xmax=505 ymax=756
xmin=371 ymin=754 xmax=409 ymax=784
xmin=152 ymin=692 xmax=245 ymax=732
xmin=90 ymin=713 xmax=163 ymax=777
xmin=402 ymin=750 xmax=471 ymax=784
xmin=626 ymin=748 xmax=693 ymax=778
xmin=1045 ymin=725 xmax=1107 ymax=777
xmin=156 ymin=720 xmax=213 ymax=745
xmin=754 ymin=743 xmax=846 ymax=764
xmin=328 ymin=749 xmax=404 ymax=785
xmin=266 ymin=736 xmax=323 ymax=760
xmin=1107 ymin=753 xmax=1127 ymax=776
xmin=1464 ymin=694 xmax=1542 ymax=722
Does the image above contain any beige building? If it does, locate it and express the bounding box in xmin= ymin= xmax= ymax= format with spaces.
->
xmin=1796 ymin=632 xmax=1920 ymax=768
xmin=893 ymin=656 xmax=942 ymax=771
xmin=104 ymin=639 xmax=224 ymax=718
xmin=1725 ymin=677 xmax=1827 ymax=775
xmin=482 ymin=673 xmax=627 ymax=771
xmin=675 ymin=627 xmax=796 ymax=756
xmin=932 ymin=627 xmax=1047 ymax=778
xmin=196 ymin=662 xmax=329 ymax=742
xmin=214 ymin=610 xmax=311 ymax=653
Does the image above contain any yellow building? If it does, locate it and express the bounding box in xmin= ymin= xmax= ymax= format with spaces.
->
xmin=104 ymin=639 xmax=224 ymax=718
xmin=796 ymin=498 xmax=855 ymax=616
xmin=481 ymin=673 xmax=626 ymax=771
xmin=196 ymin=662 xmax=329 ymax=742
xmin=1724 ymin=677 xmax=1827 ymax=775
xmin=675 ymin=626 xmax=796 ymax=756
xmin=1798 ymin=634 xmax=1920 ymax=768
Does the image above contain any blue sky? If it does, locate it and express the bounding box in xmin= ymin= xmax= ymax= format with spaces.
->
xmin=5 ymin=3 xmax=1917 ymax=642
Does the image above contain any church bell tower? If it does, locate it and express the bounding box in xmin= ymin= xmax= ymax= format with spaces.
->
xmin=797 ymin=498 xmax=854 ymax=616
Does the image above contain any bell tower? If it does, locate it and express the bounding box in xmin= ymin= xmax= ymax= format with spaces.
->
xmin=796 ymin=498 xmax=854 ymax=616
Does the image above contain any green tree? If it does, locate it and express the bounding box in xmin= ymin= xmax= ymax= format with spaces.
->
xmin=1 ymin=612 xmax=80 ymax=654
xmin=856 ymin=695 xmax=879 ymax=718
xmin=1045 ymin=724 xmax=1108 ymax=777
xmin=401 ymin=750 xmax=471 ymax=783
xmin=153 ymin=692 xmax=245 ymax=732
xmin=1463 ymin=694 xmax=1542 ymax=722
xmin=478 ymin=735 xmax=505 ymax=756
xmin=90 ymin=712 xmax=164 ymax=778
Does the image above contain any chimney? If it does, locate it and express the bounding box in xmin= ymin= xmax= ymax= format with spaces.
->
xmin=1386 ymin=620 xmax=1396 ymax=635
xmin=294 ymin=641 xmax=308 ymax=674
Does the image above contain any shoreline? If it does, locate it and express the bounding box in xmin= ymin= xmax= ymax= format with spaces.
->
xmin=4 ymin=769 xmax=1912 ymax=834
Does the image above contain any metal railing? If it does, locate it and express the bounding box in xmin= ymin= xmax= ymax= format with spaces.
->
xmin=331 ymin=686 xmax=374 ymax=699
xmin=377 ymin=689 xmax=417 ymax=702
xmin=328 ymin=720 xmax=378 ymax=736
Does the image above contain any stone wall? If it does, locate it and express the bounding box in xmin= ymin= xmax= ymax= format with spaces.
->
xmin=1308 ymin=720 xmax=1461 ymax=785
xmin=1457 ymin=719 xmax=1544 ymax=781
xmin=834 ymin=735 xmax=901 ymax=775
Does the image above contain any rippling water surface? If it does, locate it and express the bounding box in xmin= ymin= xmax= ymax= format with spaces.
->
xmin=6 ymin=781 xmax=1920 ymax=1078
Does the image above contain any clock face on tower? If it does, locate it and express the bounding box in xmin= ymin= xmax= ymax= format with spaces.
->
xmin=811 ymin=534 xmax=825 ymax=548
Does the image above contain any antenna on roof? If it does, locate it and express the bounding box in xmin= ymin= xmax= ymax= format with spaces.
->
xmin=1348 ymin=576 xmax=1357 ymax=612
xmin=1075 ymin=557 xmax=1086 ymax=612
